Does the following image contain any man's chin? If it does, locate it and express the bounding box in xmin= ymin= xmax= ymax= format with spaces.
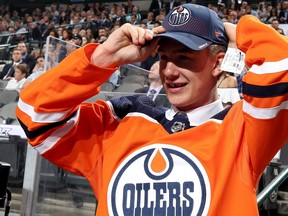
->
xmin=168 ymin=97 xmax=189 ymax=109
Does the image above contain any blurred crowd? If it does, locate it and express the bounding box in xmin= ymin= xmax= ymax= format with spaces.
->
xmin=0 ymin=0 xmax=166 ymax=49
xmin=0 ymin=1 xmax=287 ymax=49
xmin=0 ymin=0 xmax=287 ymax=94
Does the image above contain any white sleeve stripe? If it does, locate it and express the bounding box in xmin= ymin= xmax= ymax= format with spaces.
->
xmin=18 ymin=98 xmax=73 ymax=123
xmin=250 ymin=58 xmax=288 ymax=74
xmin=35 ymin=108 xmax=80 ymax=154
xmin=243 ymin=100 xmax=288 ymax=119
xmin=126 ymin=112 xmax=159 ymax=124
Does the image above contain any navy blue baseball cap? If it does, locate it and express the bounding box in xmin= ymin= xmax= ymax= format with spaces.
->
xmin=154 ymin=4 xmax=228 ymax=50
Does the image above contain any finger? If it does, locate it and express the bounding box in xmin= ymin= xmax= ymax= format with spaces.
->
xmin=118 ymin=23 xmax=136 ymax=44
xmin=136 ymin=27 xmax=148 ymax=45
xmin=144 ymin=29 xmax=154 ymax=41
xmin=140 ymin=29 xmax=162 ymax=46
xmin=152 ymin=26 xmax=166 ymax=35
xmin=121 ymin=24 xmax=146 ymax=45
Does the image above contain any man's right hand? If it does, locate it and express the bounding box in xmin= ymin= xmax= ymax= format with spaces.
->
xmin=91 ymin=23 xmax=165 ymax=68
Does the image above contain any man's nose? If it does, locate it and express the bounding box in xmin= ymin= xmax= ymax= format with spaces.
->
xmin=162 ymin=62 xmax=179 ymax=78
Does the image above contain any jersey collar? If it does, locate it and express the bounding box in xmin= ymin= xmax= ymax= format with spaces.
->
xmin=166 ymin=99 xmax=224 ymax=126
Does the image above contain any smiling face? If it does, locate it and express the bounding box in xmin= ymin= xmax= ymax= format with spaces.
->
xmin=158 ymin=38 xmax=224 ymax=111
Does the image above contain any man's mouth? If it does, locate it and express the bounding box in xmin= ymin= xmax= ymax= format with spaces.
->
xmin=167 ymin=83 xmax=187 ymax=88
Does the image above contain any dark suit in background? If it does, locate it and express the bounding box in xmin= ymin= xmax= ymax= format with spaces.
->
xmin=135 ymin=86 xmax=170 ymax=108
xmin=149 ymin=0 xmax=164 ymax=16
xmin=0 ymin=63 xmax=15 ymax=79
xmin=22 ymin=53 xmax=36 ymax=74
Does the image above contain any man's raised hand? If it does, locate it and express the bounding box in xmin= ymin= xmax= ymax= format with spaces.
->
xmin=91 ymin=24 xmax=165 ymax=68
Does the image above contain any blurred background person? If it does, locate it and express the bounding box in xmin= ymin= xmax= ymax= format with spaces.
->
xmin=0 ymin=48 xmax=23 ymax=80
xmin=5 ymin=63 xmax=29 ymax=91
xmin=72 ymin=33 xmax=82 ymax=46
xmin=217 ymin=71 xmax=240 ymax=108
xmin=135 ymin=61 xmax=169 ymax=107
xmin=22 ymin=55 xmax=45 ymax=89
xmin=17 ymin=41 xmax=36 ymax=74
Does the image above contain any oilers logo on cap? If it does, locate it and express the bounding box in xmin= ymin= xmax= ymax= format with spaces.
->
xmin=168 ymin=6 xmax=191 ymax=26
xmin=108 ymin=144 xmax=211 ymax=215
xmin=155 ymin=3 xmax=228 ymax=50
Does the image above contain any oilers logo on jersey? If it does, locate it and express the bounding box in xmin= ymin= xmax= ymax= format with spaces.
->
xmin=107 ymin=144 xmax=211 ymax=216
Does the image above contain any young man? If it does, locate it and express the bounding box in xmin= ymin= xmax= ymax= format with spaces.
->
xmin=72 ymin=33 xmax=83 ymax=47
xmin=17 ymin=41 xmax=36 ymax=74
xmin=5 ymin=63 xmax=29 ymax=91
xmin=16 ymin=4 xmax=288 ymax=216
xmin=0 ymin=48 xmax=23 ymax=80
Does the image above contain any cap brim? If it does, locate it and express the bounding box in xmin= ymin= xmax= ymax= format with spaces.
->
xmin=154 ymin=31 xmax=212 ymax=51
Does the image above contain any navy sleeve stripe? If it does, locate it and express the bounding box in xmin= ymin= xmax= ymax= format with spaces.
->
xmin=18 ymin=110 xmax=78 ymax=140
xmin=242 ymin=82 xmax=288 ymax=98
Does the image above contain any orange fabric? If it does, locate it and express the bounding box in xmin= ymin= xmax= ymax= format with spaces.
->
xmin=16 ymin=16 xmax=288 ymax=215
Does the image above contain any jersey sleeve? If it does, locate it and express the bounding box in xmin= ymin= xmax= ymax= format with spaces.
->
xmin=236 ymin=15 xmax=288 ymax=175
xmin=16 ymin=44 xmax=119 ymax=177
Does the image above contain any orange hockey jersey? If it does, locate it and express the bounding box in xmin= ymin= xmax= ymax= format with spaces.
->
xmin=16 ymin=15 xmax=288 ymax=215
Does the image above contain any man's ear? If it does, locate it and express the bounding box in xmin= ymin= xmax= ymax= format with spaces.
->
xmin=212 ymin=52 xmax=225 ymax=77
